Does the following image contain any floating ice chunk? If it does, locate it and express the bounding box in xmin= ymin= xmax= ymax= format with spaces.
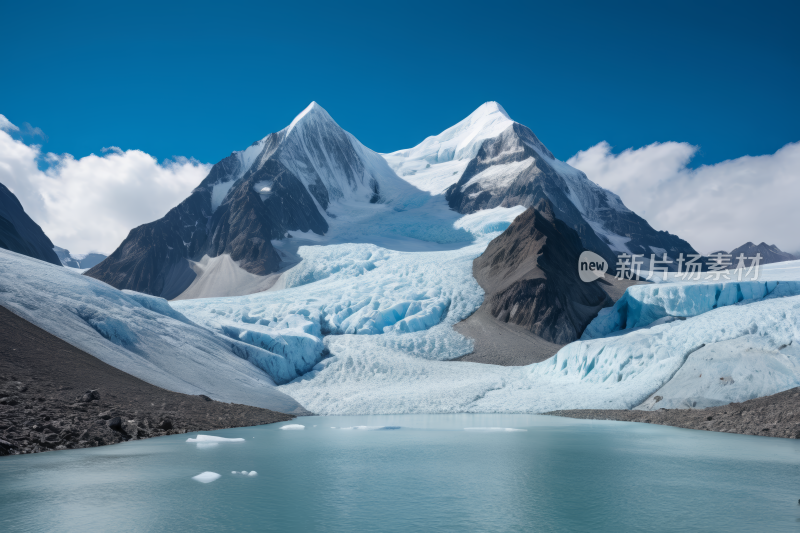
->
xmin=279 ymin=424 xmax=305 ymax=430
xmin=464 ymin=428 xmax=527 ymax=432
xmin=248 ymin=471 xmax=258 ymax=477
xmin=186 ymin=435 xmax=246 ymax=443
xmin=338 ymin=426 xmax=401 ymax=430
xmin=231 ymin=471 xmax=237 ymax=474
xmin=240 ymin=471 xmax=248 ymax=474
xmin=192 ymin=472 xmax=221 ymax=483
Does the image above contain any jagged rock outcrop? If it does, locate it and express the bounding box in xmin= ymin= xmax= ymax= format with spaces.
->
xmin=472 ymin=198 xmax=613 ymax=344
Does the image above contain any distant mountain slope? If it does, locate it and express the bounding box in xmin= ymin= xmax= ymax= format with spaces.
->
xmin=53 ymin=246 xmax=107 ymax=269
xmin=86 ymin=103 xmax=422 ymax=299
xmin=384 ymin=102 xmax=697 ymax=266
xmin=728 ymin=242 xmax=796 ymax=266
xmin=0 ymin=182 xmax=60 ymax=265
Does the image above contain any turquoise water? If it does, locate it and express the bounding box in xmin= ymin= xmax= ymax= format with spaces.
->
xmin=2 ymin=414 xmax=800 ymax=532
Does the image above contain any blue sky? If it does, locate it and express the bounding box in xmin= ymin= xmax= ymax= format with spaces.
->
xmin=3 ymin=0 xmax=798 ymax=165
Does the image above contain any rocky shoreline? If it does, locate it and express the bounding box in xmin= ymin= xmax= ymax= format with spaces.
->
xmin=0 ymin=305 xmax=295 ymax=456
xmin=548 ymin=386 xmax=800 ymax=439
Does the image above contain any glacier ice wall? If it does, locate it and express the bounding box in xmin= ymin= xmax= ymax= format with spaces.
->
xmin=582 ymin=280 xmax=800 ymax=340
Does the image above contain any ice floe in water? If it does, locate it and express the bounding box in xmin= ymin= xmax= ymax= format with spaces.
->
xmin=279 ymin=424 xmax=305 ymax=430
xmin=464 ymin=428 xmax=526 ymax=432
xmin=192 ymin=472 xmax=221 ymax=483
xmin=336 ymin=426 xmax=401 ymax=430
xmin=248 ymin=471 xmax=258 ymax=477
xmin=186 ymin=435 xmax=245 ymax=443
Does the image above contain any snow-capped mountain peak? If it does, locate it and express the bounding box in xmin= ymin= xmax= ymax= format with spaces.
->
xmin=384 ymin=102 xmax=697 ymax=265
xmin=285 ymin=101 xmax=334 ymax=135
xmin=387 ymin=101 xmax=515 ymax=169
xmin=205 ymin=102 xmax=403 ymax=214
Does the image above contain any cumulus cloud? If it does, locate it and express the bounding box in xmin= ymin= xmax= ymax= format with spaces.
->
xmin=568 ymin=140 xmax=800 ymax=255
xmin=0 ymin=114 xmax=211 ymax=254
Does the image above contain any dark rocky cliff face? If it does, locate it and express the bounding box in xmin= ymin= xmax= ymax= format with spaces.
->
xmin=472 ymin=198 xmax=613 ymax=344
xmin=0 ymin=182 xmax=60 ymax=266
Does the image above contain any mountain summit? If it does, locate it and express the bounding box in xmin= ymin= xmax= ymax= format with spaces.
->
xmin=86 ymin=103 xmax=411 ymax=298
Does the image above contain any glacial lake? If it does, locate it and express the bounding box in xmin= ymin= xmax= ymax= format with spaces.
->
xmin=2 ymin=414 xmax=800 ymax=532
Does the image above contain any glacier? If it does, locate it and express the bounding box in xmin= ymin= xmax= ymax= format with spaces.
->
xmin=7 ymin=202 xmax=800 ymax=416
xmin=168 ymin=192 xmax=800 ymax=416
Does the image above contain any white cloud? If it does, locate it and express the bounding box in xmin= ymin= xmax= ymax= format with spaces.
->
xmin=568 ymin=140 xmax=800 ymax=255
xmin=0 ymin=114 xmax=211 ymax=254
xmin=0 ymin=115 xmax=19 ymax=132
